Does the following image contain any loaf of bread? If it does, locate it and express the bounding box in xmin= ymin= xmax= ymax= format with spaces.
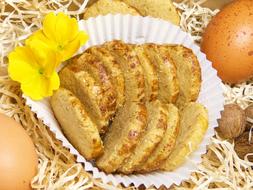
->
xmin=51 ymin=40 xmax=207 ymax=175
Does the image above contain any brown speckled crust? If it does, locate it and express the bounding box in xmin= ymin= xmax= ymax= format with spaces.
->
xmin=51 ymin=88 xmax=103 ymax=160
xmin=96 ymin=102 xmax=147 ymax=173
xmin=164 ymin=45 xmax=202 ymax=108
xmin=144 ymin=44 xmax=179 ymax=104
xmin=59 ymin=64 xmax=110 ymax=134
xmin=104 ymin=41 xmax=146 ymax=103
xmin=135 ymin=45 xmax=159 ymax=102
xmin=120 ymin=0 xmax=180 ymax=25
xmin=86 ymin=46 xmax=125 ymax=109
xmin=83 ymin=0 xmax=139 ymax=20
xmin=138 ymin=104 xmax=179 ymax=173
xmin=118 ymin=100 xmax=168 ymax=174
xmin=75 ymin=53 xmax=117 ymax=121
xmin=161 ymin=103 xmax=208 ymax=171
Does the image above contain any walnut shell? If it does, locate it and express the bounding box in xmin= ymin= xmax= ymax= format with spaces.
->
xmin=217 ymin=104 xmax=246 ymax=139
xmin=245 ymin=104 xmax=253 ymax=131
xmin=234 ymin=132 xmax=253 ymax=162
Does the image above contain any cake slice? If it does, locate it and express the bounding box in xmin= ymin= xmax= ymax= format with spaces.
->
xmin=121 ymin=0 xmax=180 ymax=25
xmin=83 ymin=0 xmax=139 ymax=19
xmin=138 ymin=104 xmax=179 ymax=172
xmin=104 ymin=40 xmax=145 ymax=103
xmin=162 ymin=45 xmax=202 ymax=108
xmin=160 ymin=103 xmax=208 ymax=171
xmin=135 ymin=45 xmax=159 ymax=102
xmin=59 ymin=64 xmax=109 ymax=133
xmin=75 ymin=52 xmax=117 ymax=119
xmin=118 ymin=100 xmax=168 ymax=174
xmin=87 ymin=46 xmax=125 ymax=108
xmin=51 ymin=88 xmax=103 ymax=160
xmin=143 ymin=44 xmax=179 ymax=103
xmin=96 ymin=102 xmax=147 ymax=173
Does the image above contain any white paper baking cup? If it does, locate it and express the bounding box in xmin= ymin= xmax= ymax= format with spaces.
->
xmin=24 ymin=15 xmax=224 ymax=188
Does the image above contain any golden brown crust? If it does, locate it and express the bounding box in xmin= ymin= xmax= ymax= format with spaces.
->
xmin=75 ymin=52 xmax=117 ymax=120
xmin=86 ymin=46 xmax=125 ymax=108
xmin=51 ymin=88 xmax=103 ymax=160
xmin=118 ymin=100 xmax=167 ymax=174
xmin=164 ymin=45 xmax=202 ymax=108
xmin=143 ymin=44 xmax=179 ymax=104
xmin=160 ymin=103 xmax=208 ymax=171
xmin=96 ymin=102 xmax=147 ymax=173
xmin=59 ymin=64 xmax=109 ymax=133
xmin=121 ymin=0 xmax=180 ymax=25
xmin=104 ymin=40 xmax=145 ymax=103
xmin=138 ymin=104 xmax=179 ymax=172
xmin=135 ymin=45 xmax=159 ymax=102
xmin=83 ymin=0 xmax=139 ymax=19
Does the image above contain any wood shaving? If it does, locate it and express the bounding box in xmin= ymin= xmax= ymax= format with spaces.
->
xmin=1 ymin=0 xmax=253 ymax=189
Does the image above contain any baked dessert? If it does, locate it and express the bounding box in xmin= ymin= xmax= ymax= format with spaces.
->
xmin=160 ymin=103 xmax=208 ymax=171
xmin=96 ymin=102 xmax=147 ymax=173
xmin=51 ymin=88 xmax=103 ymax=160
xmin=59 ymin=63 xmax=110 ymax=133
xmin=104 ymin=40 xmax=145 ymax=103
xmin=163 ymin=45 xmax=202 ymax=108
xmin=143 ymin=44 xmax=179 ymax=103
xmin=135 ymin=45 xmax=159 ymax=102
xmin=83 ymin=0 xmax=139 ymax=19
xmin=138 ymin=104 xmax=179 ymax=172
xmin=52 ymin=40 xmax=207 ymax=175
xmin=86 ymin=46 xmax=125 ymax=108
xmin=121 ymin=0 xmax=180 ymax=25
xmin=75 ymin=52 xmax=117 ymax=119
xmin=118 ymin=100 xmax=168 ymax=174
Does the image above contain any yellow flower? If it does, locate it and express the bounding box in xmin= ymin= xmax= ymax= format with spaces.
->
xmin=8 ymin=40 xmax=61 ymax=100
xmin=26 ymin=12 xmax=89 ymax=61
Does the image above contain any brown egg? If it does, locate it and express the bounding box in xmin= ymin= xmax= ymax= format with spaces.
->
xmin=201 ymin=0 xmax=253 ymax=84
xmin=0 ymin=114 xmax=38 ymax=190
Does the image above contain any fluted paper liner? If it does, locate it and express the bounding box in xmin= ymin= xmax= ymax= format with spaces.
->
xmin=24 ymin=15 xmax=224 ymax=188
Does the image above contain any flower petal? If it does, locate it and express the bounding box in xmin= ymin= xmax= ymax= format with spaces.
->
xmin=26 ymin=33 xmax=62 ymax=75
xmin=55 ymin=13 xmax=79 ymax=44
xmin=8 ymin=46 xmax=38 ymax=84
xmin=60 ymin=32 xmax=89 ymax=61
xmin=21 ymin=72 xmax=60 ymax=100
xmin=43 ymin=12 xmax=58 ymax=41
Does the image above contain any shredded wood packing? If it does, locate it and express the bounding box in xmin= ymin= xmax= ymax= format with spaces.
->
xmin=1 ymin=0 xmax=253 ymax=189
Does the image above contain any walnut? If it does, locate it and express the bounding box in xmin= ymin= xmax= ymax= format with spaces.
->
xmin=245 ymin=104 xmax=253 ymax=130
xmin=234 ymin=131 xmax=253 ymax=162
xmin=217 ymin=104 xmax=246 ymax=139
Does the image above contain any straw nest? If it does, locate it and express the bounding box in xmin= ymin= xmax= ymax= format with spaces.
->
xmin=1 ymin=0 xmax=253 ymax=189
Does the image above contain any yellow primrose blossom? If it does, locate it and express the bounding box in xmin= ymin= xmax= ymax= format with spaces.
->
xmin=8 ymin=40 xmax=61 ymax=100
xmin=26 ymin=12 xmax=89 ymax=61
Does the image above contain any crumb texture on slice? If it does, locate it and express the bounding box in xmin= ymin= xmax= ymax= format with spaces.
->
xmin=160 ymin=102 xmax=208 ymax=171
xmin=87 ymin=46 xmax=125 ymax=108
xmin=121 ymin=0 xmax=180 ymax=25
xmin=144 ymin=44 xmax=179 ymax=104
xmin=51 ymin=88 xmax=103 ymax=160
xmin=135 ymin=45 xmax=159 ymax=102
xmin=96 ymin=102 xmax=147 ymax=173
xmin=118 ymin=100 xmax=168 ymax=174
xmin=83 ymin=0 xmax=139 ymax=19
xmin=104 ymin=40 xmax=145 ymax=103
xmin=59 ymin=64 xmax=109 ymax=133
xmin=139 ymin=104 xmax=179 ymax=172
xmin=75 ymin=52 xmax=117 ymax=121
xmin=166 ymin=45 xmax=202 ymax=108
